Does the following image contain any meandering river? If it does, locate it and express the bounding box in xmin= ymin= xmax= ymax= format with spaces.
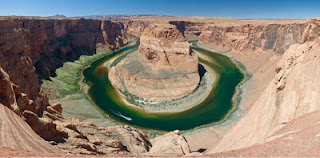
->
xmin=83 ymin=41 xmax=244 ymax=131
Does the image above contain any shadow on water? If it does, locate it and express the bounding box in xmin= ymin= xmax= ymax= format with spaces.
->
xmin=198 ymin=64 xmax=206 ymax=79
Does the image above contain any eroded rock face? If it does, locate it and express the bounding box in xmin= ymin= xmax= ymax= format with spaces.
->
xmin=138 ymin=24 xmax=197 ymax=72
xmin=0 ymin=67 xmax=152 ymax=155
xmin=0 ymin=18 xmax=127 ymax=101
xmin=109 ymin=23 xmax=200 ymax=101
xmin=198 ymin=18 xmax=320 ymax=54
xmin=125 ymin=20 xmax=151 ymax=37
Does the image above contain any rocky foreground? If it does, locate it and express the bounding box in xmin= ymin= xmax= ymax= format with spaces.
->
xmin=109 ymin=23 xmax=200 ymax=101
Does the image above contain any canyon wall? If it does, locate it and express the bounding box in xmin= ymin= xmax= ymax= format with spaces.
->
xmin=124 ymin=20 xmax=151 ymax=37
xmin=123 ymin=20 xmax=205 ymax=40
xmin=0 ymin=17 xmax=130 ymax=154
xmin=199 ymin=19 xmax=320 ymax=54
xmin=169 ymin=21 xmax=205 ymax=40
xmin=0 ymin=18 xmax=127 ymax=101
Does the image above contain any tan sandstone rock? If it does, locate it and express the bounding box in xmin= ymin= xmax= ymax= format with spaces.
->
xmin=148 ymin=130 xmax=190 ymax=156
xmin=109 ymin=23 xmax=200 ymax=101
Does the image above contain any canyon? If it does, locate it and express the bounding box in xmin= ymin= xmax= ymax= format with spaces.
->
xmin=0 ymin=15 xmax=320 ymax=157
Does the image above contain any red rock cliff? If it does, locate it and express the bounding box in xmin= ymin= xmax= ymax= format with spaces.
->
xmin=0 ymin=17 xmax=127 ymax=102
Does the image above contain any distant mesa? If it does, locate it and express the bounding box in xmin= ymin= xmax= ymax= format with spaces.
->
xmin=109 ymin=23 xmax=200 ymax=101
xmin=49 ymin=14 xmax=66 ymax=18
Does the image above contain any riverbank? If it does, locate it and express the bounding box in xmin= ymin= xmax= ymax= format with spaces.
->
xmin=41 ymin=39 xmax=139 ymax=127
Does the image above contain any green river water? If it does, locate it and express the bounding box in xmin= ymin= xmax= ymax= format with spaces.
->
xmin=83 ymin=41 xmax=245 ymax=131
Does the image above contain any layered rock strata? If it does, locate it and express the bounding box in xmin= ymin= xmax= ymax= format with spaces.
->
xmin=199 ymin=18 xmax=320 ymax=54
xmin=0 ymin=17 xmax=127 ymax=135
xmin=0 ymin=17 xmax=133 ymax=155
xmin=109 ymin=23 xmax=200 ymax=101
xmin=123 ymin=20 xmax=205 ymax=40
xmin=0 ymin=18 xmax=127 ymax=101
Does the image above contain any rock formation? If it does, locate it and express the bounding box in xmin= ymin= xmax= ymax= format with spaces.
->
xmin=109 ymin=23 xmax=200 ymax=101
xmin=148 ymin=130 xmax=190 ymax=156
xmin=124 ymin=20 xmax=152 ymax=37
xmin=123 ymin=20 xmax=205 ymax=40
xmin=0 ymin=68 xmax=61 ymax=153
xmin=0 ymin=103 xmax=61 ymax=153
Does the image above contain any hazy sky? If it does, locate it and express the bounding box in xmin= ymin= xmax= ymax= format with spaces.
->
xmin=0 ymin=0 xmax=319 ymax=19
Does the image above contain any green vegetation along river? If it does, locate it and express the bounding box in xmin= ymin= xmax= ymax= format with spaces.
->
xmin=83 ymin=41 xmax=245 ymax=131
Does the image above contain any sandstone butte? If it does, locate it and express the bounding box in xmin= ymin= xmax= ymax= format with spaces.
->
xmin=0 ymin=16 xmax=320 ymax=157
xmin=109 ymin=23 xmax=200 ymax=101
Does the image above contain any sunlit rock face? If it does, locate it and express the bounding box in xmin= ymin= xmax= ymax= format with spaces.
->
xmin=109 ymin=23 xmax=200 ymax=101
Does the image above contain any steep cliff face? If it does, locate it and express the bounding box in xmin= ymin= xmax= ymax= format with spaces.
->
xmin=199 ymin=19 xmax=320 ymax=54
xmin=0 ymin=17 xmax=132 ymax=154
xmin=124 ymin=20 xmax=151 ymax=37
xmin=109 ymin=23 xmax=200 ymax=101
xmin=169 ymin=21 xmax=205 ymax=40
xmin=0 ymin=18 xmax=127 ymax=101
xmin=202 ymin=20 xmax=320 ymax=55
xmin=124 ymin=20 xmax=206 ymax=41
